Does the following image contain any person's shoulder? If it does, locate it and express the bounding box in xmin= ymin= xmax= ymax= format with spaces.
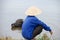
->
xmin=31 ymin=17 xmax=39 ymax=21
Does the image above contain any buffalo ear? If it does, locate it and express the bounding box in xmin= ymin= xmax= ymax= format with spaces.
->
xmin=16 ymin=19 xmax=23 ymax=23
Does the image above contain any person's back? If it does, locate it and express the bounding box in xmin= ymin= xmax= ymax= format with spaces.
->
xmin=22 ymin=16 xmax=39 ymax=39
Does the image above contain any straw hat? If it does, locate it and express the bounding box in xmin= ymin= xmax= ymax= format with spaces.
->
xmin=25 ymin=6 xmax=42 ymax=16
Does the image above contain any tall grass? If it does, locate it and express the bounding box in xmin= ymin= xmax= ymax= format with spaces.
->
xmin=37 ymin=33 xmax=50 ymax=40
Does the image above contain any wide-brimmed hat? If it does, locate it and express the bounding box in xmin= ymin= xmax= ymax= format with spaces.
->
xmin=25 ymin=6 xmax=42 ymax=16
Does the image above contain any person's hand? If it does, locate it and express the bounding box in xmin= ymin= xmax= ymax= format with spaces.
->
xmin=50 ymin=31 xmax=53 ymax=35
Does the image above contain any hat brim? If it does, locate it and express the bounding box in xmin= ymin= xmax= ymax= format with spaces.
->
xmin=25 ymin=6 xmax=42 ymax=16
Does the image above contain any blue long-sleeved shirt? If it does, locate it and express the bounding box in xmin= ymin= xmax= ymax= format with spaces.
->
xmin=22 ymin=16 xmax=51 ymax=39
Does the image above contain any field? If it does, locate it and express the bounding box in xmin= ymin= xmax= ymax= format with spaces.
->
xmin=0 ymin=33 xmax=55 ymax=40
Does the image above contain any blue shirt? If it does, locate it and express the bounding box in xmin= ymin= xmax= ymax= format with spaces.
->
xmin=22 ymin=16 xmax=51 ymax=39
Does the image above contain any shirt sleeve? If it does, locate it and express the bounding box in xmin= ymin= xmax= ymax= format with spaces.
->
xmin=34 ymin=18 xmax=51 ymax=31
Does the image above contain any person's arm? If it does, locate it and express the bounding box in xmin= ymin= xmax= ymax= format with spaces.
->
xmin=34 ymin=19 xmax=51 ymax=32
xmin=36 ymin=19 xmax=53 ymax=35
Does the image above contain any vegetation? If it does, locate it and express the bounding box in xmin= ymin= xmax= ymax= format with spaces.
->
xmin=37 ymin=33 xmax=50 ymax=40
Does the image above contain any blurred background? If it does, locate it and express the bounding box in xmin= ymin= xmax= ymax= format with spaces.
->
xmin=0 ymin=0 xmax=60 ymax=40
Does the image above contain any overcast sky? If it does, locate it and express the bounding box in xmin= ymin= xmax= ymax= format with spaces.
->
xmin=0 ymin=0 xmax=60 ymax=40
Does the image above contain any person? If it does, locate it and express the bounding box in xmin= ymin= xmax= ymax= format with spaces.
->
xmin=22 ymin=6 xmax=53 ymax=40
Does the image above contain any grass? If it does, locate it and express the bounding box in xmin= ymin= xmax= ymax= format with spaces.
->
xmin=36 ymin=33 xmax=50 ymax=40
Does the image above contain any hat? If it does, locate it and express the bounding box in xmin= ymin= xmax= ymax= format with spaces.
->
xmin=25 ymin=6 xmax=42 ymax=16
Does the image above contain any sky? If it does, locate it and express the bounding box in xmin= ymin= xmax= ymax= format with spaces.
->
xmin=0 ymin=0 xmax=60 ymax=40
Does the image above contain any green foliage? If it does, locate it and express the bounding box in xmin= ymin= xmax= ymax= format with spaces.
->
xmin=37 ymin=33 xmax=50 ymax=40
